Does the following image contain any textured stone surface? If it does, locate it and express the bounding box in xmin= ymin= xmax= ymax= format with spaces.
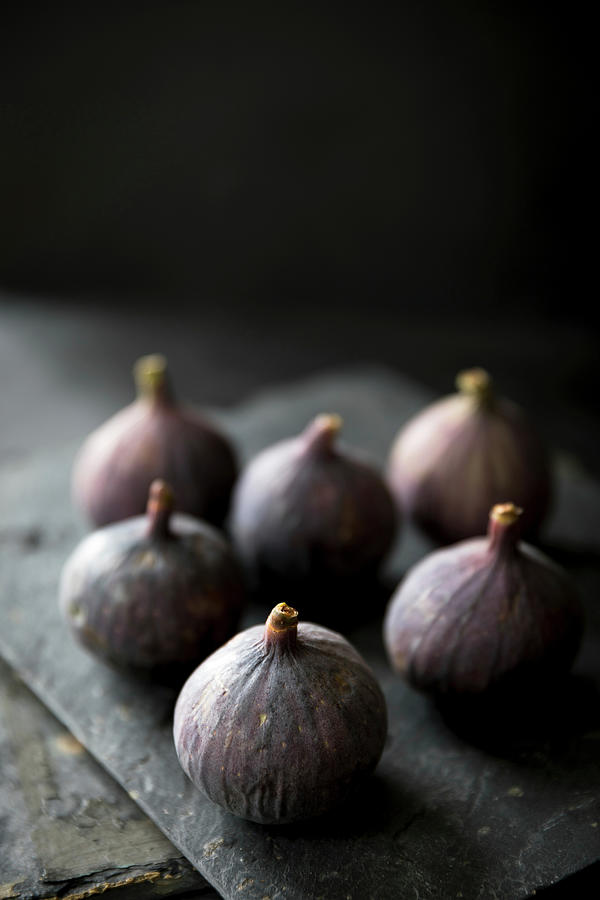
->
xmin=1 ymin=367 xmax=599 ymax=899
xmin=0 ymin=658 xmax=217 ymax=899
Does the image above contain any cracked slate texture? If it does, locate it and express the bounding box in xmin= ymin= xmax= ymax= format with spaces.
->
xmin=0 ymin=656 xmax=219 ymax=899
xmin=1 ymin=367 xmax=599 ymax=900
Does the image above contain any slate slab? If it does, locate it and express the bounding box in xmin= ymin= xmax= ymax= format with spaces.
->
xmin=0 ymin=658 xmax=218 ymax=900
xmin=1 ymin=367 xmax=599 ymax=900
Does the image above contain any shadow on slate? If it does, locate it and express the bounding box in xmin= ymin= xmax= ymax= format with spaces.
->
xmin=1 ymin=367 xmax=599 ymax=900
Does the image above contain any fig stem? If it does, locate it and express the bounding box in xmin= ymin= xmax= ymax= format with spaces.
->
xmin=488 ymin=502 xmax=523 ymax=554
xmin=265 ymin=603 xmax=298 ymax=651
xmin=134 ymin=354 xmax=174 ymax=404
xmin=146 ymin=479 xmax=175 ymax=538
xmin=303 ymin=413 xmax=343 ymax=454
xmin=456 ymin=368 xmax=494 ymax=406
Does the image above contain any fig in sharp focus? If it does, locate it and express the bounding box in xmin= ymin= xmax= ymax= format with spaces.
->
xmin=383 ymin=503 xmax=583 ymax=696
xmin=173 ymin=602 xmax=388 ymax=824
xmin=230 ymin=414 xmax=397 ymax=618
xmin=59 ymin=480 xmax=245 ymax=677
xmin=72 ymin=354 xmax=237 ymax=527
xmin=387 ymin=368 xmax=552 ymax=544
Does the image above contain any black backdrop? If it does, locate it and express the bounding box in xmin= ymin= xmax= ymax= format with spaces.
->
xmin=0 ymin=2 xmax=590 ymax=314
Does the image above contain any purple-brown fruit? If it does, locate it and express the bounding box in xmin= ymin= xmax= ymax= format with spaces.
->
xmin=230 ymin=414 xmax=397 ymax=615
xmin=72 ymin=354 xmax=237 ymax=527
xmin=59 ymin=480 xmax=245 ymax=676
xmin=387 ymin=368 xmax=552 ymax=544
xmin=384 ymin=503 xmax=583 ymax=696
xmin=173 ymin=602 xmax=388 ymax=824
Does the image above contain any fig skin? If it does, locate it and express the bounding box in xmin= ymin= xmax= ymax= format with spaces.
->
xmin=59 ymin=481 xmax=245 ymax=677
xmin=230 ymin=414 xmax=397 ymax=617
xmin=387 ymin=369 xmax=552 ymax=544
xmin=383 ymin=503 xmax=584 ymax=697
xmin=72 ymin=354 xmax=237 ymax=528
xmin=173 ymin=603 xmax=388 ymax=824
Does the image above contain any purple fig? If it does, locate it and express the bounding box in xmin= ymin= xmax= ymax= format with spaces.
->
xmin=72 ymin=354 xmax=237 ymax=527
xmin=384 ymin=503 xmax=583 ymax=696
xmin=60 ymin=480 xmax=245 ymax=677
xmin=230 ymin=414 xmax=397 ymax=618
xmin=387 ymin=368 xmax=552 ymax=544
xmin=173 ymin=602 xmax=387 ymax=823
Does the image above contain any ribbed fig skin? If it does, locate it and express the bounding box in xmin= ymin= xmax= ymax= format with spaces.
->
xmin=230 ymin=415 xmax=397 ymax=615
xmin=387 ymin=371 xmax=552 ymax=544
xmin=72 ymin=356 xmax=237 ymax=528
xmin=173 ymin=607 xmax=388 ymax=824
xmin=383 ymin=506 xmax=583 ymax=696
xmin=59 ymin=506 xmax=245 ymax=675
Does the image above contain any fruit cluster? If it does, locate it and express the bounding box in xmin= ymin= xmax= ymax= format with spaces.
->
xmin=59 ymin=359 xmax=583 ymax=824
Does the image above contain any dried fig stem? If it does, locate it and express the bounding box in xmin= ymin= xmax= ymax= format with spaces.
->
xmin=265 ymin=603 xmax=298 ymax=651
xmin=146 ymin=480 xmax=175 ymax=538
xmin=134 ymin=354 xmax=174 ymax=404
xmin=488 ymin=502 xmax=522 ymax=554
xmin=302 ymin=414 xmax=343 ymax=454
xmin=455 ymin=368 xmax=494 ymax=407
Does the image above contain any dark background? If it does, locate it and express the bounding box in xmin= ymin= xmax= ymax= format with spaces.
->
xmin=0 ymin=1 xmax=590 ymax=303
xmin=0 ymin=1 xmax=596 ymax=467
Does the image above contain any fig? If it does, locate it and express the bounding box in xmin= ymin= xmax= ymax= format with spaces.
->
xmin=383 ymin=503 xmax=584 ymax=696
xmin=59 ymin=480 xmax=245 ymax=677
xmin=229 ymin=414 xmax=397 ymax=618
xmin=173 ymin=602 xmax=388 ymax=824
xmin=72 ymin=354 xmax=237 ymax=527
xmin=387 ymin=368 xmax=552 ymax=544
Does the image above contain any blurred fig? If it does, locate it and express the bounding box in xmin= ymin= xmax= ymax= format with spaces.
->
xmin=387 ymin=368 xmax=552 ymax=544
xmin=230 ymin=414 xmax=397 ymax=618
xmin=60 ymin=480 xmax=245 ymax=678
xmin=72 ymin=354 xmax=237 ymax=527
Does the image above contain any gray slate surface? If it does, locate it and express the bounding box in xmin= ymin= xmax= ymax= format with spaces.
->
xmin=0 ymin=660 xmax=216 ymax=900
xmin=1 ymin=367 xmax=599 ymax=900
